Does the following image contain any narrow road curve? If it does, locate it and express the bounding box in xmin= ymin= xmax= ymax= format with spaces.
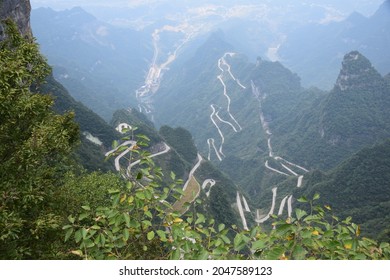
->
xmin=183 ymin=153 xmax=203 ymax=191
xmin=207 ymin=138 xmax=222 ymax=161
xmin=220 ymin=52 xmax=246 ymax=89
xmin=242 ymin=195 xmax=251 ymax=212
xmin=297 ymin=175 xmax=304 ymax=188
xmin=265 ymin=160 xmax=289 ymax=177
xmin=281 ymin=163 xmax=299 ymax=176
xmin=207 ymin=52 xmax=246 ymax=161
xmin=255 ymin=187 xmax=277 ymax=224
xmin=209 ymin=104 xmax=225 ymax=160
xmin=177 ymin=153 xmax=217 ymax=215
xmin=215 ymin=110 xmax=239 ymax=132
xmin=277 ymin=195 xmax=289 ymax=216
xmin=236 ymin=192 xmax=249 ymax=231
xmin=287 ymin=195 xmax=293 ymax=217
xmin=106 ymin=127 xmax=172 ymax=179
xmin=129 ymin=142 xmax=171 ymax=169
xmin=217 ymin=56 xmax=242 ymax=132
xmin=251 ymin=80 xmax=309 ymax=222
xmin=105 ymin=140 xmax=137 ymax=172
xmin=201 ymin=179 xmax=216 ymax=197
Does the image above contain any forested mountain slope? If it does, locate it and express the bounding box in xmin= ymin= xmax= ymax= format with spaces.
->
xmin=31 ymin=7 xmax=152 ymax=120
xmin=38 ymin=75 xmax=120 ymax=171
xmin=273 ymin=51 xmax=390 ymax=170
xmin=295 ymin=139 xmax=390 ymax=241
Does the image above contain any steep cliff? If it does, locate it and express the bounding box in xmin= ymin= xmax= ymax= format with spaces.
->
xmin=0 ymin=0 xmax=32 ymax=40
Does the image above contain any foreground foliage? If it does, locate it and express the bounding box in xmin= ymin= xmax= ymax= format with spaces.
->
xmin=65 ymin=141 xmax=390 ymax=260
xmin=0 ymin=20 xmax=79 ymax=259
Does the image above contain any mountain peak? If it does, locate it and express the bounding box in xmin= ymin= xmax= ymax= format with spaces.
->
xmin=346 ymin=11 xmax=366 ymax=24
xmin=334 ymin=51 xmax=382 ymax=92
xmin=376 ymin=0 xmax=390 ymax=14
xmin=371 ymin=0 xmax=390 ymax=23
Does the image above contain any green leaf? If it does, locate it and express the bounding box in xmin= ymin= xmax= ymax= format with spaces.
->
xmin=295 ymin=209 xmax=307 ymax=221
xmin=64 ymin=228 xmax=73 ymax=242
xmin=147 ymin=231 xmax=155 ymax=241
xmin=100 ymin=234 xmax=106 ymax=246
xmin=156 ymin=230 xmax=167 ymax=242
xmin=123 ymin=213 xmax=130 ymax=227
xmin=195 ymin=213 xmax=205 ymax=225
xmin=68 ymin=215 xmax=75 ymax=224
xmin=252 ymin=240 xmax=266 ymax=251
xmin=125 ymin=181 xmax=133 ymax=190
xmin=234 ymin=234 xmax=244 ymax=251
xmin=81 ymin=205 xmax=91 ymax=211
xmin=171 ymin=248 xmax=181 ymax=260
xmin=91 ymin=225 xmax=100 ymax=230
xmin=79 ymin=212 xmax=89 ymax=221
xmin=197 ymin=250 xmax=209 ymax=260
xmin=221 ymin=234 xmax=230 ymax=244
xmin=265 ymin=246 xmax=284 ymax=260
xmin=250 ymin=227 xmax=258 ymax=238
xmin=94 ymin=234 xmax=101 ymax=246
xmin=275 ymin=224 xmax=293 ymax=236
xmin=62 ymin=224 xmax=72 ymax=230
xmin=136 ymin=192 xmax=145 ymax=200
xmin=313 ymin=193 xmax=320 ymax=200
xmin=108 ymin=189 xmax=120 ymax=194
xmin=297 ymin=196 xmax=308 ymax=203
xmin=123 ymin=229 xmax=130 ymax=242
xmin=75 ymin=230 xmax=82 ymax=243
xmin=145 ymin=211 xmax=153 ymax=219
xmin=81 ymin=228 xmax=87 ymax=240
xmin=218 ymin=224 xmax=225 ymax=232
xmin=292 ymin=245 xmax=307 ymax=260
xmin=84 ymin=239 xmax=95 ymax=248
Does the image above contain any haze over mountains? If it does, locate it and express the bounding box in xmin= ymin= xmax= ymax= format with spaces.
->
xmin=28 ymin=0 xmax=390 ymax=240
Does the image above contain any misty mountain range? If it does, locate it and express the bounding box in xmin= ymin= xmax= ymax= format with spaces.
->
xmin=29 ymin=1 xmax=390 ymax=240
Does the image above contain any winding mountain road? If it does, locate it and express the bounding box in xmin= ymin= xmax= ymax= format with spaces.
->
xmin=129 ymin=142 xmax=171 ymax=169
xmin=201 ymin=179 xmax=216 ymax=197
xmin=105 ymin=140 xmax=137 ymax=172
xmin=207 ymin=52 xmax=246 ymax=161
xmin=251 ymin=80 xmax=309 ymax=222
xmin=255 ymin=187 xmax=277 ymax=224
xmin=183 ymin=153 xmax=203 ymax=191
xmin=236 ymin=192 xmax=249 ymax=231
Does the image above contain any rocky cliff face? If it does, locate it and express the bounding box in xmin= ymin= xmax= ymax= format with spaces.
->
xmin=334 ymin=51 xmax=383 ymax=92
xmin=0 ymin=0 xmax=32 ymax=40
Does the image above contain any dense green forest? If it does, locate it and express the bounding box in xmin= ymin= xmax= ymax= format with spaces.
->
xmin=295 ymin=139 xmax=390 ymax=241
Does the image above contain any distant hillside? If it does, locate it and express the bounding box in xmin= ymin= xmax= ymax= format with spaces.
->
xmin=295 ymin=139 xmax=390 ymax=241
xmin=31 ymin=7 xmax=152 ymax=120
xmin=153 ymin=31 xmax=322 ymax=206
xmin=273 ymin=51 xmax=390 ymax=170
xmin=278 ymin=0 xmax=390 ymax=89
xmin=38 ymin=74 xmax=120 ymax=171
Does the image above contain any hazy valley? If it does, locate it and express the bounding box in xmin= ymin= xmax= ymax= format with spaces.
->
xmin=30 ymin=0 xmax=390 ymax=240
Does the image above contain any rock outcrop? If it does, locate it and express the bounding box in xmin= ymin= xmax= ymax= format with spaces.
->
xmin=0 ymin=0 xmax=32 ymax=40
xmin=334 ymin=51 xmax=383 ymax=92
